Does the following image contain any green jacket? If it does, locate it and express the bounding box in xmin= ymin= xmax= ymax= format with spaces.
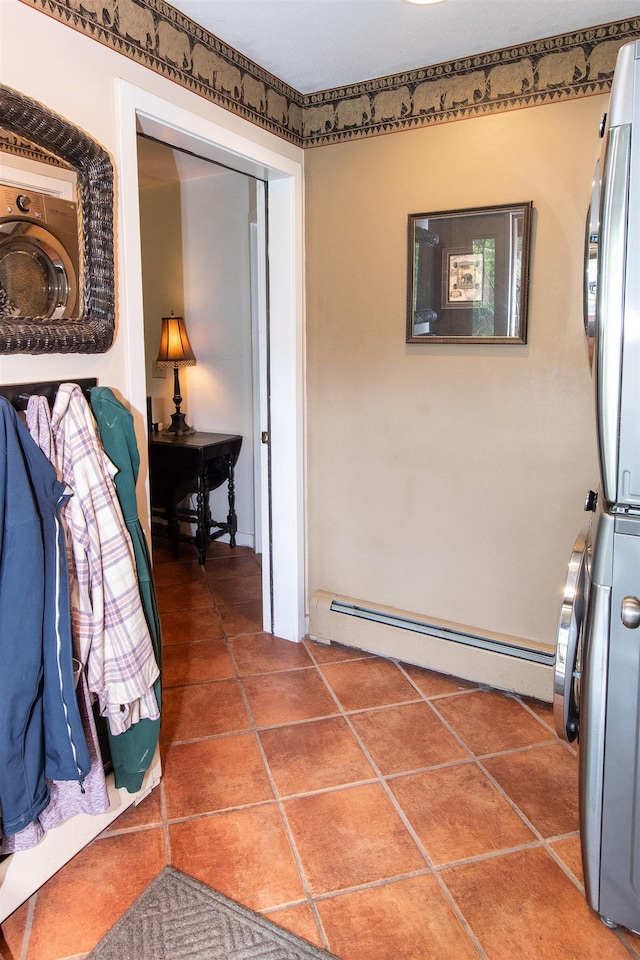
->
xmin=90 ymin=387 xmax=162 ymax=793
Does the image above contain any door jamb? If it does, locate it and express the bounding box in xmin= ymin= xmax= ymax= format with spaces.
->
xmin=116 ymin=80 xmax=306 ymax=642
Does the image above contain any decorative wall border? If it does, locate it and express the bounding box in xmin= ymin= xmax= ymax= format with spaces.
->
xmin=302 ymin=19 xmax=640 ymax=146
xmin=17 ymin=0 xmax=304 ymax=144
xmin=0 ymin=131 xmax=69 ymax=167
xmin=12 ymin=1 xmax=640 ymax=148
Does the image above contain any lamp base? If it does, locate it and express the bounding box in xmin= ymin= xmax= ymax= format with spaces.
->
xmin=167 ymin=410 xmax=191 ymax=434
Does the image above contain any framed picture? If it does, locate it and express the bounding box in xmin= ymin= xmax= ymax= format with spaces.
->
xmin=443 ymin=249 xmax=484 ymax=306
xmin=407 ymin=202 xmax=533 ymax=344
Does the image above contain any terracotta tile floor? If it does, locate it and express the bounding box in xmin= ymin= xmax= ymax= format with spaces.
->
xmin=2 ymin=541 xmax=640 ymax=960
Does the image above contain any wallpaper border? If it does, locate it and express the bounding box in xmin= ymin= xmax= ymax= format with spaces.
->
xmin=12 ymin=1 xmax=640 ymax=148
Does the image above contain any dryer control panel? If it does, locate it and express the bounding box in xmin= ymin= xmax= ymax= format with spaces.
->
xmin=1 ymin=186 xmax=46 ymax=219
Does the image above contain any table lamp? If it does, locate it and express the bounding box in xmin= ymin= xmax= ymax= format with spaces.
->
xmin=156 ymin=312 xmax=196 ymax=433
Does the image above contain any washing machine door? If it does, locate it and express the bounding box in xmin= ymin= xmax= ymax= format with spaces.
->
xmin=554 ymin=525 xmax=591 ymax=742
xmin=0 ymin=221 xmax=77 ymax=320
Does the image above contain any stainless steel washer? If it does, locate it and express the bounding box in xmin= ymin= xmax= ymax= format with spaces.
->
xmin=555 ymin=493 xmax=640 ymax=932
xmin=0 ymin=183 xmax=80 ymax=320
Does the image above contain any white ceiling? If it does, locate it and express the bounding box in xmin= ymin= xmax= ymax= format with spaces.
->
xmin=168 ymin=0 xmax=639 ymax=94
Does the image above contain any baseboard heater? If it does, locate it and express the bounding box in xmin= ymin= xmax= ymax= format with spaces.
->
xmin=309 ymin=590 xmax=555 ymax=701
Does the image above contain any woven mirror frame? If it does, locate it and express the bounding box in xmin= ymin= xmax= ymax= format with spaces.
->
xmin=0 ymin=84 xmax=115 ymax=354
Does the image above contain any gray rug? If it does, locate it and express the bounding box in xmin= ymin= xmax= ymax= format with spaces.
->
xmin=86 ymin=867 xmax=338 ymax=959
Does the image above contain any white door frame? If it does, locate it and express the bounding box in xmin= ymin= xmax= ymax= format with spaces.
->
xmin=250 ymin=192 xmax=272 ymax=630
xmin=116 ymin=81 xmax=306 ymax=642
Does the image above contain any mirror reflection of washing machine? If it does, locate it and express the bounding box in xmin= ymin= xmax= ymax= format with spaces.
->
xmin=0 ymin=183 xmax=80 ymax=320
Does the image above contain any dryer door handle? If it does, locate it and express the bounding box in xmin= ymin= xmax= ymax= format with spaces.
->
xmin=554 ymin=528 xmax=589 ymax=742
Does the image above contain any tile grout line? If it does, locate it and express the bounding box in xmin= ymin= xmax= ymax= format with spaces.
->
xmin=472 ymin=739 xmax=575 ymax=761
xmin=616 ymin=929 xmax=640 ymax=958
xmin=256 ymin=644 xmax=452 ymax=957
xmin=430 ymin=838 xmax=550 ymax=872
xmin=395 ymin=658 xmax=564 ymax=746
xmin=231 ymin=641 xmax=497 ymax=954
xmin=306 ymin=648 xmax=583 ymax=952
xmin=18 ymin=890 xmax=36 ymax=960
xmin=413 ymin=690 xmax=588 ymax=951
xmin=394 ymin=658 xmax=481 ymax=698
xmin=315 ymin=653 xmax=593 ymax=954
xmin=542 ymin=840 xmax=586 ymax=895
xmin=123 ymin=638 xmax=579 ymax=932
xmin=155 ymin=563 xmax=614 ymax=958
xmin=158 ymin=777 xmax=172 ymax=867
xmin=425 ymin=695 xmax=555 ymax=841
xmin=309 ymin=656 xmax=489 ymax=960
xmin=224 ymin=634 xmax=334 ymax=953
xmin=425 ymin=696 xmax=588 ymax=897
xmin=164 ymin=603 xmax=577 ymax=889
xmin=514 ymin=694 xmax=579 ymax=758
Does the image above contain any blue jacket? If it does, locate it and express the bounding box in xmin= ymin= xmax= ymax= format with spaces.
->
xmin=0 ymin=398 xmax=90 ymax=835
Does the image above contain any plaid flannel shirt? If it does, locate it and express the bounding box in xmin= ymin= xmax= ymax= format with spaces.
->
xmin=51 ymin=384 xmax=159 ymax=735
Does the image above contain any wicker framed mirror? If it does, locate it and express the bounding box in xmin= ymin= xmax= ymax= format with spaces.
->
xmin=0 ymin=85 xmax=115 ymax=354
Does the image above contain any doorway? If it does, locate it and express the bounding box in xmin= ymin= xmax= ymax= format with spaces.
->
xmin=136 ymin=135 xmax=270 ymax=622
xmin=116 ymin=81 xmax=305 ymax=643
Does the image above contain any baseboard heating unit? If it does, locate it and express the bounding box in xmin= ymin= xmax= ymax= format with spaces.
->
xmin=309 ymin=590 xmax=555 ymax=702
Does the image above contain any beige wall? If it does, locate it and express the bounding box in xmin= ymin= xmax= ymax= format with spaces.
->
xmin=0 ymin=0 xmax=609 ymax=651
xmin=139 ymin=178 xmax=185 ymax=428
xmin=0 ymin=0 xmax=302 ymax=537
xmin=180 ymin=171 xmax=256 ymax=545
xmin=305 ymin=95 xmax=604 ymax=647
xmin=0 ymin=0 xmax=300 ymax=393
xmin=139 ymin=160 xmax=256 ymax=545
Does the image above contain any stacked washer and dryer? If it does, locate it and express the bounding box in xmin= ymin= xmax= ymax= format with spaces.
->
xmin=554 ymin=39 xmax=640 ymax=932
xmin=0 ymin=181 xmax=80 ymax=320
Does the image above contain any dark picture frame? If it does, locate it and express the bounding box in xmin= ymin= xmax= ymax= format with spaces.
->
xmin=407 ymin=202 xmax=533 ymax=344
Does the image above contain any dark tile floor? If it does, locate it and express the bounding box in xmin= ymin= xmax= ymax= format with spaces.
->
xmin=2 ymin=541 xmax=640 ymax=959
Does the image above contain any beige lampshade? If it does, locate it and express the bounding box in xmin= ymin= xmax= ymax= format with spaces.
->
xmin=156 ymin=314 xmax=196 ymax=367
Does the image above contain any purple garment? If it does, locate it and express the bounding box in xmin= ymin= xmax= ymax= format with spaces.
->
xmin=39 ymin=671 xmax=109 ymax=829
xmin=1 ymin=673 xmax=109 ymax=854
xmin=26 ymin=395 xmax=54 ymax=462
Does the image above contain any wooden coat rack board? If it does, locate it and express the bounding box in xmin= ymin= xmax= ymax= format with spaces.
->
xmin=0 ymin=377 xmax=97 ymax=410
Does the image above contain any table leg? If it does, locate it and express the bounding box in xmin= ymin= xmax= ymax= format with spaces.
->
xmin=195 ymin=471 xmax=211 ymax=565
xmin=227 ymin=454 xmax=237 ymax=549
xmin=167 ymin=503 xmax=180 ymax=559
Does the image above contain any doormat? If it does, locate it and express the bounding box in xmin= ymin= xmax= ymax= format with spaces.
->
xmin=86 ymin=866 xmax=339 ymax=960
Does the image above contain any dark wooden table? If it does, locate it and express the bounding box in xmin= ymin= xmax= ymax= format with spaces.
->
xmin=149 ymin=431 xmax=242 ymax=565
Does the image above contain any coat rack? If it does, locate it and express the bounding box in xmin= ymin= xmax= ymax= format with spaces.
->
xmin=0 ymin=371 xmax=162 ymax=924
xmin=0 ymin=378 xmax=97 ymax=410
